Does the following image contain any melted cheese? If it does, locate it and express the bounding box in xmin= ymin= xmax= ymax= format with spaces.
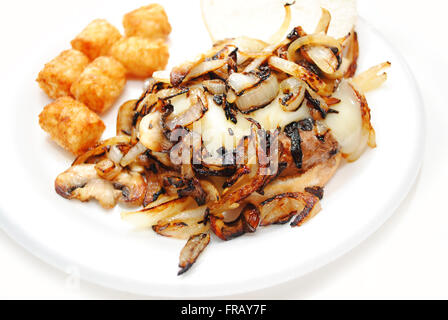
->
xmin=250 ymin=97 xmax=311 ymax=130
xmin=196 ymin=94 xmax=312 ymax=154
xmin=169 ymin=85 xmax=315 ymax=155
xmin=324 ymin=80 xmax=363 ymax=155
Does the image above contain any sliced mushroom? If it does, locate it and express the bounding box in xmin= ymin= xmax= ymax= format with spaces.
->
xmin=117 ymin=100 xmax=137 ymax=136
xmin=209 ymin=214 xmax=245 ymax=241
xmin=95 ymin=159 xmax=122 ymax=180
xmin=148 ymin=150 xmax=175 ymax=169
xmin=55 ymin=164 xmax=146 ymax=209
xmin=113 ymin=170 xmax=146 ymax=206
xmin=139 ymin=111 xmax=173 ymax=152
xmin=55 ymin=164 xmax=116 ymax=209
xmin=178 ymin=233 xmax=210 ymax=275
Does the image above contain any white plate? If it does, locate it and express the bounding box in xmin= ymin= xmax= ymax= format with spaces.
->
xmin=0 ymin=1 xmax=424 ymax=298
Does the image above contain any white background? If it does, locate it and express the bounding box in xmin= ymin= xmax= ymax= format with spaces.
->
xmin=0 ymin=0 xmax=447 ymax=299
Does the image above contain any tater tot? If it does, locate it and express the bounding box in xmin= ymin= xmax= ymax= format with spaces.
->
xmin=109 ymin=37 xmax=169 ymax=78
xmin=36 ymin=49 xmax=89 ymax=99
xmin=39 ymin=97 xmax=105 ymax=155
xmin=71 ymin=19 xmax=122 ymax=60
xmin=123 ymin=4 xmax=171 ymax=40
xmin=70 ymin=56 xmax=126 ymax=114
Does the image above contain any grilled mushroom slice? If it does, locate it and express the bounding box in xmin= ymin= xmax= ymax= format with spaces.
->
xmin=55 ymin=164 xmax=146 ymax=209
xmin=117 ymin=100 xmax=137 ymax=136
xmin=55 ymin=164 xmax=117 ymax=209
xmin=113 ymin=170 xmax=146 ymax=206
xmin=139 ymin=111 xmax=173 ymax=152
xmin=95 ymin=159 xmax=122 ymax=180
xmin=209 ymin=214 xmax=245 ymax=241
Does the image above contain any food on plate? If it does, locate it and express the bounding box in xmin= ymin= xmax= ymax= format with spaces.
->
xmin=109 ymin=37 xmax=169 ymax=78
xmin=71 ymin=19 xmax=122 ymax=60
xmin=70 ymin=56 xmax=126 ymax=114
xmin=178 ymin=233 xmax=210 ymax=275
xmin=39 ymin=97 xmax=105 ymax=155
xmin=50 ymin=2 xmax=390 ymax=274
xmin=123 ymin=3 xmax=172 ymax=40
xmin=37 ymin=2 xmax=171 ymax=150
xmin=36 ymin=49 xmax=89 ymax=99
xmin=55 ymin=162 xmax=146 ymax=209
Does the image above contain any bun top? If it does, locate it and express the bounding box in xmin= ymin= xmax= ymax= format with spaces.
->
xmin=201 ymin=0 xmax=357 ymax=42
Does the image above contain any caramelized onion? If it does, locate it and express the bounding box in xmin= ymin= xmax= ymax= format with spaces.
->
xmin=178 ymin=233 xmax=210 ymax=275
xmin=202 ymin=79 xmax=226 ymax=95
xmin=183 ymin=59 xmax=227 ymax=83
xmin=352 ymin=62 xmax=391 ymax=93
xmin=287 ymin=34 xmax=342 ymax=62
xmin=235 ymin=74 xmax=279 ymax=113
xmin=152 ymin=71 xmax=171 ymax=84
xmin=303 ymin=46 xmax=339 ymax=75
xmin=166 ymin=100 xmax=208 ymax=131
xmin=227 ymin=72 xmax=260 ymax=95
xmin=314 ymin=8 xmax=331 ymax=34
xmin=279 ymin=77 xmax=306 ymax=111
xmin=268 ymin=2 xmax=292 ymax=44
xmin=268 ymin=56 xmax=325 ymax=93
xmin=120 ymin=142 xmax=147 ymax=167
xmin=108 ymin=145 xmax=123 ymax=164
xmin=72 ymin=136 xmax=131 ymax=166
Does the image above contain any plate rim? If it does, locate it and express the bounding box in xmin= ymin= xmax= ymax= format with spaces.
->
xmin=0 ymin=16 xmax=426 ymax=298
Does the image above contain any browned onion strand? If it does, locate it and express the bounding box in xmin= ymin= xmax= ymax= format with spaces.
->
xmin=279 ymin=77 xmax=306 ymax=111
xmin=268 ymin=2 xmax=293 ymax=44
xmin=287 ymin=34 xmax=342 ymax=62
xmin=235 ymin=74 xmax=279 ymax=113
xmin=314 ymin=8 xmax=332 ymax=34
